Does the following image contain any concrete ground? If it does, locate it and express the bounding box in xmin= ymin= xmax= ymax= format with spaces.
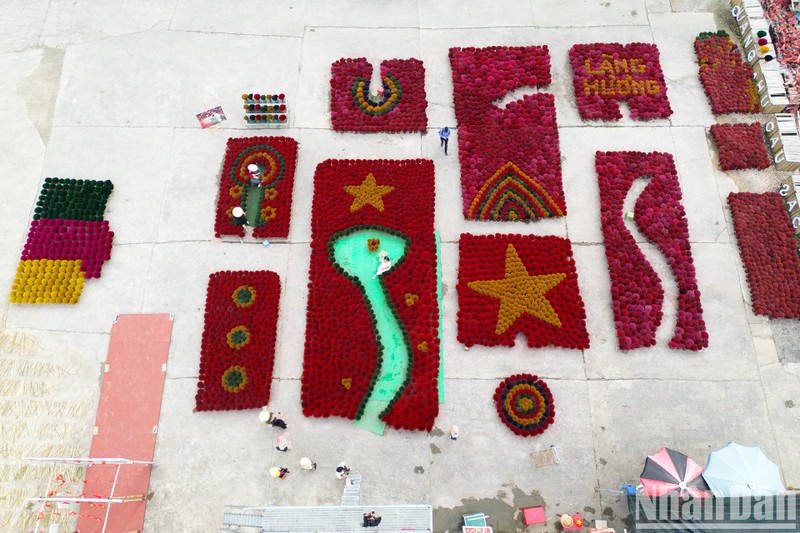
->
xmin=1 ymin=0 xmax=798 ymax=532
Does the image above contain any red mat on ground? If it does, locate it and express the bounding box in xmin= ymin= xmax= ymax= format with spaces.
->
xmin=77 ymin=314 xmax=173 ymax=533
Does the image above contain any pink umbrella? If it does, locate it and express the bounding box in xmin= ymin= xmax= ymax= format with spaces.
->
xmin=640 ymin=448 xmax=711 ymax=498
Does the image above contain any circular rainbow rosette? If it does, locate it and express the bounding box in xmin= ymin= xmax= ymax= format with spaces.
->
xmin=494 ymin=374 xmax=555 ymax=436
xmin=230 ymin=145 xmax=286 ymax=188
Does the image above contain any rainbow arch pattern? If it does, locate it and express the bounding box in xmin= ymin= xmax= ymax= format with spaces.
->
xmin=352 ymin=75 xmax=402 ymax=116
xmin=468 ymin=162 xmax=565 ymax=221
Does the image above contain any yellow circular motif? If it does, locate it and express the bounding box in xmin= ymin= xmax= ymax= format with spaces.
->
xmin=226 ymin=325 xmax=251 ymax=350
xmin=221 ymin=365 xmax=249 ymax=393
xmin=232 ymin=285 xmax=256 ymax=308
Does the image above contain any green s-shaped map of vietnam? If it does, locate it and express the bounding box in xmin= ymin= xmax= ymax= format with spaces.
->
xmin=329 ymin=227 xmax=412 ymax=434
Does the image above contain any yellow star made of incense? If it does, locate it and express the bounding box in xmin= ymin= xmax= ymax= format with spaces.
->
xmin=344 ymin=173 xmax=395 ymax=212
xmin=468 ymin=244 xmax=566 ymax=335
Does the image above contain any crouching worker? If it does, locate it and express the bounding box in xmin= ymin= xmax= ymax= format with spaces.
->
xmin=362 ymin=511 xmax=382 ymax=528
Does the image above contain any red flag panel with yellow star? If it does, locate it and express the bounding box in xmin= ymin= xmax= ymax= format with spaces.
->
xmin=457 ymin=233 xmax=589 ymax=349
xmin=302 ymin=159 xmax=439 ymax=432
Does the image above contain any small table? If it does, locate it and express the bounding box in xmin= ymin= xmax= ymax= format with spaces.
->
xmin=462 ymin=512 xmax=491 ymax=533
xmin=521 ymin=507 xmax=546 ymax=525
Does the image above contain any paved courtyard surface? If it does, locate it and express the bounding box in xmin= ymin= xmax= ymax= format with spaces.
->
xmin=1 ymin=1 xmax=799 ymax=532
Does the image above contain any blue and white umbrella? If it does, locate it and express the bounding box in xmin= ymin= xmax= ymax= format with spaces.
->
xmin=702 ymin=442 xmax=786 ymax=497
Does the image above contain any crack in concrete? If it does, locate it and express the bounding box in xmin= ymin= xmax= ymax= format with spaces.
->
xmin=170 ymin=28 xmax=303 ymax=39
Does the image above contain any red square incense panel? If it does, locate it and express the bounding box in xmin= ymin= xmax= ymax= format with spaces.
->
xmin=330 ymin=58 xmax=427 ymax=132
xmin=457 ymin=233 xmax=589 ymax=350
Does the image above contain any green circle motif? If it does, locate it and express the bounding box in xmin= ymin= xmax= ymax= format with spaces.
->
xmin=226 ymin=325 xmax=251 ymax=350
xmin=221 ymin=365 xmax=249 ymax=393
xmin=232 ymin=285 xmax=256 ymax=307
xmin=225 ymin=370 xmax=243 ymax=387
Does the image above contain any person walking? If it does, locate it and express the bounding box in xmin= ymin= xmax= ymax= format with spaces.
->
xmin=449 ymin=425 xmax=459 ymax=441
xmin=232 ymin=206 xmax=251 ymax=242
xmin=258 ymin=407 xmax=288 ymax=429
xmin=335 ymin=462 xmax=351 ymax=479
xmin=275 ymin=432 xmax=290 ymax=452
xmin=438 ymin=126 xmax=451 ymax=155
xmin=300 ymin=457 xmax=317 ymax=471
xmin=269 ymin=466 xmax=290 ymax=479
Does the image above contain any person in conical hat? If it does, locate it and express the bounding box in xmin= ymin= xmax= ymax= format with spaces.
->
xmin=248 ymin=163 xmax=263 ymax=186
xmin=335 ymin=462 xmax=350 ymax=479
xmin=258 ymin=407 xmax=288 ymax=429
xmin=300 ymin=457 xmax=317 ymax=471
xmin=269 ymin=466 xmax=289 ymax=479
xmin=232 ymin=206 xmax=247 ymax=226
